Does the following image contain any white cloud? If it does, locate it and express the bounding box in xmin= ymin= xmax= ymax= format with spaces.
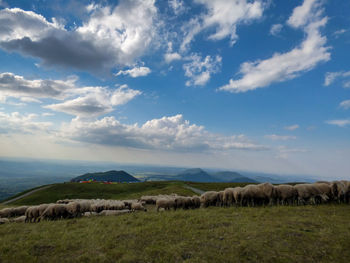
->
xmin=44 ymin=86 xmax=141 ymax=117
xmin=115 ymin=66 xmax=151 ymax=78
xmin=265 ymin=134 xmax=297 ymax=141
xmin=287 ymin=0 xmax=322 ymax=28
xmin=284 ymin=124 xmax=299 ymax=131
xmin=339 ymin=100 xmax=350 ymax=110
xmin=324 ymin=71 xmax=350 ymax=87
xmin=19 ymin=97 xmax=42 ymax=103
xmin=270 ymin=24 xmax=283 ymax=36
xmin=344 ymin=81 xmax=350 ymax=89
xmin=164 ymin=52 xmax=182 ymax=63
xmin=0 ymin=111 xmax=52 ymax=134
xmin=333 ymin=29 xmax=347 ymax=37
xmin=326 ymin=119 xmax=350 ymax=127
xmin=183 ymin=54 xmax=222 ymax=86
xmin=168 ymin=0 xmax=186 ymax=15
xmin=181 ymin=0 xmax=265 ymax=51
xmin=0 ymin=72 xmax=76 ymax=101
xmin=42 ymin=112 xmax=54 ymax=117
xmin=219 ymin=0 xmax=330 ymax=93
xmin=0 ymin=72 xmax=141 ymax=117
xmin=0 ymin=1 xmax=158 ymax=74
xmin=60 ymin=114 xmax=267 ymax=151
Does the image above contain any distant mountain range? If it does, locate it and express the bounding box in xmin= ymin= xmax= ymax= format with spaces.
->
xmin=71 ymin=170 xmax=139 ymax=183
xmin=174 ymin=168 xmax=258 ymax=183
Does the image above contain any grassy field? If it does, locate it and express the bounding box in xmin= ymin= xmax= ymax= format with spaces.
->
xmin=7 ymin=181 xmax=196 ymax=206
xmin=1 ymin=204 xmax=350 ymax=262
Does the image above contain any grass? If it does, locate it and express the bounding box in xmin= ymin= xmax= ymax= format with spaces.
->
xmin=7 ymin=181 xmax=196 ymax=206
xmin=1 ymin=185 xmax=52 ymax=203
xmin=1 ymin=204 xmax=350 ymax=262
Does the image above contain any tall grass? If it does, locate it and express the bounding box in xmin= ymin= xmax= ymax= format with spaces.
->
xmin=1 ymin=205 xmax=350 ymax=262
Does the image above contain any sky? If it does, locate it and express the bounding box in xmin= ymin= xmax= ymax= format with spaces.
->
xmin=0 ymin=0 xmax=349 ymax=179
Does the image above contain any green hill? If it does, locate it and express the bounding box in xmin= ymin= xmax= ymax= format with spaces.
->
xmin=175 ymin=168 xmax=218 ymax=182
xmin=71 ymin=170 xmax=139 ymax=183
xmin=6 ymin=181 xmax=196 ymax=206
xmin=211 ymin=171 xmax=258 ymax=183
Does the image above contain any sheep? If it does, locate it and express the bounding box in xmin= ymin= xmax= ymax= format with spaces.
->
xmin=0 ymin=208 xmax=14 ymax=218
xmin=200 ymin=191 xmax=219 ymax=208
xmin=217 ymin=191 xmax=224 ymax=207
xmin=131 ymin=202 xmax=147 ymax=212
xmin=294 ymin=184 xmax=322 ymax=205
xmin=223 ymin=188 xmax=235 ymax=206
xmin=240 ymin=185 xmax=259 ymax=206
xmin=340 ymin=180 xmax=350 ymax=203
xmin=78 ymin=200 xmax=92 ymax=213
xmin=156 ymin=198 xmax=176 ymax=212
xmin=12 ymin=206 xmax=28 ymax=217
xmin=66 ymin=202 xmax=81 ymax=217
xmin=83 ymin=212 xmax=98 ymax=217
xmin=99 ymin=210 xmax=131 ymax=216
xmin=0 ymin=218 xmax=9 ymax=224
xmin=11 ymin=216 xmax=26 ymax=223
xmin=40 ymin=204 xmax=71 ymax=221
xmin=313 ymin=183 xmax=332 ymax=203
xmin=25 ymin=204 xmax=50 ymax=223
xmin=174 ymin=196 xmax=188 ymax=210
xmin=232 ymin=187 xmax=243 ymax=206
xmin=140 ymin=196 xmax=158 ymax=204
xmin=330 ymin=181 xmax=347 ymax=203
xmin=273 ymin=185 xmax=297 ymax=205
xmin=191 ymin=196 xmax=201 ymax=208
xmin=122 ymin=200 xmax=139 ymax=210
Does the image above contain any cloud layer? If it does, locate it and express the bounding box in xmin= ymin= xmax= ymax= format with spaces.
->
xmin=60 ymin=114 xmax=267 ymax=151
xmin=219 ymin=0 xmax=330 ymax=93
xmin=0 ymin=1 xmax=158 ymax=74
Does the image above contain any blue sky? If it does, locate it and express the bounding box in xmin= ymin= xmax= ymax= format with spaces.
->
xmin=0 ymin=0 xmax=349 ymax=179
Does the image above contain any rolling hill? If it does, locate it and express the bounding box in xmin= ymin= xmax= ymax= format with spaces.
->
xmin=71 ymin=170 xmax=139 ymax=183
xmin=175 ymin=168 xmax=218 ymax=182
xmin=211 ymin=171 xmax=258 ymax=183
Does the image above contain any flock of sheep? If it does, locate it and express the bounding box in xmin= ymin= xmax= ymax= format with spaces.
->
xmin=0 ymin=199 xmax=147 ymax=224
xmin=0 ymin=180 xmax=349 ymax=224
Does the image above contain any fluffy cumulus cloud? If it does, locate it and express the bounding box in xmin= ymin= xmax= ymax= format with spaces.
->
xmin=115 ymin=66 xmax=151 ymax=78
xmin=180 ymin=0 xmax=265 ymax=51
xmin=0 ymin=72 xmax=76 ymax=101
xmin=265 ymin=134 xmax=297 ymax=141
xmin=219 ymin=0 xmax=330 ymax=93
xmin=60 ymin=114 xmax=267 ymax=151
xmin=324 ymin=71 xmax=350 ymax=87
xmin=0 ymin=1 xmax=158 ymax=74
xmin=0 ymin=111 xmax=52 ymax=134
xmin=44 ymin=85 xmax=141 ymax=117
xmin=339 ymin=100 xmax=350 ymax=110
xmin=183 ymin=54 xmax=222 ymax=86
xmin=326 ymin=119 xmax=350 ymax=127
xmin=0 ymin=72 xmax=141 ymax=117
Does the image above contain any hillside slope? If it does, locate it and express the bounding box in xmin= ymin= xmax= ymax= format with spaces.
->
xmin=71 ymin=170 xmax=139 ymax=183
xmin=6 ymin=181 xmax=196 ymax=206
xmin=175 ymin=168 xmax=218 ymax=182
